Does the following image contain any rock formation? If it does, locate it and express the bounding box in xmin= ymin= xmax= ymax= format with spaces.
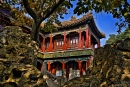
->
xmin=0 ymin=26 xmax=48 ymax=87
xmin=62 ymin=38 xmax=130 ymax=87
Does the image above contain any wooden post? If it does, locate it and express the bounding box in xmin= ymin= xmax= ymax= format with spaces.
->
xmin=86 ymin=29 xmax=89 ymax=48
xmin=78 ymin=30 xmax=82 ymax=49
xmin=48 ymin=61 xmax=51 ymax=72
xmin=41 ymin=37 xmax=45 ymax=52
xmin=51 ymin=63 xmax=55 ymax=75
xmin=62 ymin=61 xmax=65 ymax=69
xmin=63 ymin=32 xmax=67 ymax=50
xmin=48 ymin=34 xmax=53 ymax=52
xmin=88 ymin=32 xmax=91 ymax=48
xmin=78 ymin=60 xmax=82 ymax=76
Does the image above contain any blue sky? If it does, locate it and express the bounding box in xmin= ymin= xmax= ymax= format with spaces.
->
xmin=92 ymin=12 xmax=121 ymax=46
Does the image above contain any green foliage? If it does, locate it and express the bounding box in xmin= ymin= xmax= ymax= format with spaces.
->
xmin=106 ymin=27 xmax=130 ymax=44
xmin=106 ymin=34 xmax=117 ymax=44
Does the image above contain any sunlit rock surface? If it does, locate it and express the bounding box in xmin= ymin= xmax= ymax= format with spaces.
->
xmin=0 ymin=26 xmax=48 ymax=87
xmin=62 ymin=38 xmax=130 ymax=87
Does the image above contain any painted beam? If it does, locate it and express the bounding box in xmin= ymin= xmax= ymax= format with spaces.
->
xmin=38 ymin=49 xmax=94 ymax=59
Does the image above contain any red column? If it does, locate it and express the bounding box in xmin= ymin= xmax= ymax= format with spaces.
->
xmin=41 ymin=37 xmax=45 ymax=52
xmin=86 ymin=29 xmax=89 ymax=48
xmin=78 ymin=60 xmax=82 ymax=76
xmin=51 ymin=63 xmax=56 ymax=75
xmin=48 ymin=61 xmax=51 ymax=72
xmin=88 ymin=32 xmax=91 ymax=48
xmin=62 ymin=61 xmax=65 ymax=69
xmin=63 ymin=32 xmax=67 ymax=50
xmin=48 ymin=34 xmax=53 ymax=52
xmin=78 ymin=30 xmax=82 ymax=49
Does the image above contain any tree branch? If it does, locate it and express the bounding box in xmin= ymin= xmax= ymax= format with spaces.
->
xmin=40 ymin=0 xmax=46 ymax=9
xmin=40 ymin=0 xmax=65 ymax=23
xmin=38 ymin=0 xmax=46 ymax=14
xmin=22 ymin=0 xmax=37 ymax=20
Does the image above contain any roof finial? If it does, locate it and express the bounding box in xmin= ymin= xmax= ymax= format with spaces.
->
xmin=71 ymin=16 xmax=76 ymax=21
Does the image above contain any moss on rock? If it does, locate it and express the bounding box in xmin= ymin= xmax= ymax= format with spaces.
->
xmin=0 ymin=26 xmax=48 ymax=87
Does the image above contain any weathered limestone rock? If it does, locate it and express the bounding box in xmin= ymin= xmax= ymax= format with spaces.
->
xmin=62 ymin=38 xmax=130 ymax=87
xmin=0 ymin=26 xmax=48 ymax=87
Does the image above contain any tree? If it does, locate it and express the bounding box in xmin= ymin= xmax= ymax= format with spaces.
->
xmin=106 ymin=34 xmax=117 ymax=44
xmin=1 ymin=0 xmax=130 ymax=44
xmin=106 ymin=27 xmax=130 ymax=44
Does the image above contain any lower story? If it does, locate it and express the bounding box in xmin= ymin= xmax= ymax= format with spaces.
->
xmin=36 ymin=56 xmax=93 ymax=80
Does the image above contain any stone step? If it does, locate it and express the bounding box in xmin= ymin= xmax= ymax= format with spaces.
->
xmin=46 ymin=78 xmax=59 ymax=87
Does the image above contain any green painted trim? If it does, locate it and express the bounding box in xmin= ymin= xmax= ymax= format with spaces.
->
xmin=38 ymin=49 xmax=94 ymax=59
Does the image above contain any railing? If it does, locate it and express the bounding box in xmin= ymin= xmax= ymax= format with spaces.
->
xmin=67 ymin=43 xmax=79 ymax=50
xmin=43 ymin=41 xmax=90 ymax=52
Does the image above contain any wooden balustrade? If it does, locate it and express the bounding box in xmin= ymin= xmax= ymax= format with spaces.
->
xmin=44 ymin=41 xmax=86 ymax=52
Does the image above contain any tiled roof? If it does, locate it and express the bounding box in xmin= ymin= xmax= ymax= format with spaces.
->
xmin=40 ymin=12 xmax=105 ymax=38
xmin=59 ymin=12 xmax=93 ymax=28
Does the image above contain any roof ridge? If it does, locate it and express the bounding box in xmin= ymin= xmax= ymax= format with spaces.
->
xmin=60 ymin=12 xmax=93 ymax=28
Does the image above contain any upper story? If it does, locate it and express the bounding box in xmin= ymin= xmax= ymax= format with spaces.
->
xmin=40 ymin=12 xmax=105 ymax=53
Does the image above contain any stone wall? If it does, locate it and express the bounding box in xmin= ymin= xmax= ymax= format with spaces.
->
xmin=0 ymin=26 xmax=48 ymax=87
xmin=62 ymin=38 xmax=130 ymax=87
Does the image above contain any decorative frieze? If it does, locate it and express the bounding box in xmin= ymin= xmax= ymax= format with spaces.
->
xmin=38 ymin=49 xmax=94 ymax=59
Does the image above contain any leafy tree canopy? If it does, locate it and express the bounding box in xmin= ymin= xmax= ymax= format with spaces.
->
xmin=0 ymin=0 xmax=130 ymax=44
xmin=106 ymin=27 xmax=130 ymax=44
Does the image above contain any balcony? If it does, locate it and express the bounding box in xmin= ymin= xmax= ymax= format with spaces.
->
xmin=41 ymin=30 xmax=98 ymax=53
